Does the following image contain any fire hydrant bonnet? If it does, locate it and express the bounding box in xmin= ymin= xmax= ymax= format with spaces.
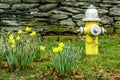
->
xmin=83 ymin=5 xmax=101 ymax=21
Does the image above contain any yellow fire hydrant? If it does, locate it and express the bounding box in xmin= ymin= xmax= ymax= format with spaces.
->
xmin=78 ymin=5 xmax=106 ymax=55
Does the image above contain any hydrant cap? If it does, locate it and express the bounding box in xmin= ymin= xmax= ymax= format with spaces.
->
xmin=83 ymin=5 xmax=101 ymax=21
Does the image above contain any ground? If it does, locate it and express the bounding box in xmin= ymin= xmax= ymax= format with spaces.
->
xmin=0 ymin=34 xmax=120 ymax=80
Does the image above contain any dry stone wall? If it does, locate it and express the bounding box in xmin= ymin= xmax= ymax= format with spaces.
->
xmin=0 ymin=0 xmax=120 ymax=35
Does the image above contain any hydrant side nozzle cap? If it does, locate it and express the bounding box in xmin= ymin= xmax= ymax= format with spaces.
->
xmin=82 ymin=4 xmax=101 ymax=21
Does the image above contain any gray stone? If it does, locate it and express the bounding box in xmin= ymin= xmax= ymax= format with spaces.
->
xmin=30 ymin=12 xmax=50 ymax=17
xmin=110 ymin=8 xmax=120 ymax=16
xmin=100 ymin=4 xmax=112 ymax=8
xmin=0 ymin=9 xmax=4 ymax=13
xmin=59 ymin=7 xmax=80 ymax=14
xmin=60 ymin=18 xmax=75 ymax=26
xmin=22 ymin=0 xmax=39 ymax=3
xmin=73 ymin=20 xmax=83 ymax=27
xmin=50 ymin=9 xmax=73 ymax=16
xmin=114 ymin=21 xmax=120 ymax=29
xmin=32 ymin=27 xmax=44 ymax=32
xmin=98 ymin=9 xmax=108 ymax=14
xmin=0 ymin=3 xmax=10 ymax=9
xmin=51 ymin=13 xmax=68 ymax=20
xmin=40 ymin=0 xmax=57 ymax=3
xmin=115 ymin=29 xmax=120 ymax=34
xmin=103 ymin=25 xmax=111 ymax=28
xmin=34 ymin=18 xmax=49 ymax=22
xmin=102 ymin=1 xmax=112 ymax=3
xmin=105 ymin=27 xmax=114 ymax=34
xmin=11 ymin=4 xmax=39 ymax=10
xmin=72 ymin=14 xmax=84 ymax=20
xmin=61 ymin=2 xmax=86 ymax=7
xmin=64 ymin=0 xmax=77 ymax=1
xmin=2 ymin=26 xmax=24 ymax=31
xmin=114 ymin=17 xmax=120 ymax=21
xmin=3 ymin=20 xmax=20 ymax=26
xmin=0 ymin=0 xmax=21 ymax=3
xmin=101 ymin=16 xmax=113 ymax=24
xmin=39 ymin=4 xmax=57 ymax=12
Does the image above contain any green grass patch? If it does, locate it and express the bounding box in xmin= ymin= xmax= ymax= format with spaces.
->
xmin=0 ymin=34 xmax=120 ymax=79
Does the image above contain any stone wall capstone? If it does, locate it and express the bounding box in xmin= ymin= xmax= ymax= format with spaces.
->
xmin=0 ymin=0 xmax=120 ymax=35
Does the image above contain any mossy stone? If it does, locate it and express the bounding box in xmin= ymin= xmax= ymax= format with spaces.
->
xmin=105 ymin=27 xmax=114 ymax=34
xmin=115 ymin=29 xmax=120 ymax=34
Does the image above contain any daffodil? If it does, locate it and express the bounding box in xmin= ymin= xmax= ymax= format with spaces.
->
xmin=57 ymin=46 xmax=63 ymax=51
xmin=9 ymin=34 xmax=14 ymax=40
xmin=40 ymin=46 xmax=45 ymax=51
xmin=9 ymin=39 xmax=15 ymax=44
xmin=11 ymin=44 xmax=15 ymax=48
xmin=16 ymin=36 xmax=21 ymax=41
xmin=25 ymin=27 xmax=31 ymax=32
xmin=53 ymin=47 xmax=59 ymax=53
xmin=30 ymin=31 xmax=36 ymax=37
xmin=58 ymin=42 xmax=64 ymax=47
xmin=18 ymin=30 xmax=23 ymax=34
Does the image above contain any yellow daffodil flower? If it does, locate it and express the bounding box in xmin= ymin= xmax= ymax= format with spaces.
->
xmin=40 ymin=46 xmax=45 ymax=51
xmin=30 ymin=31 xmax=36 ymax=37
xmin=53 ymin=47 xmax=59 ymax=53
xmin=57 ymin=46 xmax=63 ymax=51
xmin=58 ymin=42 xmax=64 ymax=47
xmin=25 ymin=27 xmax=31 ymax=32
xmin=9 ymin=39 xmax=15 ymax=44
xmin=11 ymin=44 xmax=15 ymax=48
xmin=9 ymin=34 xmax=14 ymax=40
xmin=18 ymin=30 xmax=23 ymax=34
xmin=16 ymin=36 xmax=21 ymax=41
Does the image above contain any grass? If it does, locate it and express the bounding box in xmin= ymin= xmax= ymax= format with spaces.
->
xmin=0 ymin=34 xmax=120 ymax=79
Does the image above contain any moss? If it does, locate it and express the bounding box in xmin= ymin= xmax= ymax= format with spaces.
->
xmin=21 ymin=20 xmax=47 ymax=27
xmin=114 ymin=21 xmax=120 ymax=29
xmin=115 ymin=29 xmax=120 ymax=34
xmin=105 ymin=27 xmax=114 ymax=34
xmin=46 ymin=25 xmax=73 ymax=32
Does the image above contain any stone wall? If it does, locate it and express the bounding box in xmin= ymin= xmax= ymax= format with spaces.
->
xmin=0 ymin=0 xmax=120 ymax=35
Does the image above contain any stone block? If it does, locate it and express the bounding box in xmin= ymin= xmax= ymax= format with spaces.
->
xmin=115 ymin=29 xmax=120 ymax=34
xmin=39 ymin=4 xmax=57 ymax=12
xmin=114 ymin=17 xmax=120 ymax=21
xmin=59 ymin=7 xmax=80 ymax=14
xmin=30 ymin=12 xmax=50 ymax=18
xmin=60 ymin=18 xmax=75 ymax=26
xmin=101 ymin=16 xmax=113 ymax=25
xmin=51 ymin=13 xmax=68 ymax=20
xmin=0 ymin=9 xmax=4 ymax=13
xmin=11 ymin=4 xmax=39 ymax=10
xmin=98 ymin=9 xmax=108 ymax=14
xmin=100 ymin=4 xmax=112 ymax=8
xmin=105 ymin=27 xmax=114 ymax=34
xmin=0 ymin=0 xmax=21 ymax=3
xmin=114 ymin=21 xmax=120 ymax=29
xmin=72 ymin=14 xmax=84 ymax=20
xmin=110 ymin=8 xmax=120 ymax=16
xmin=0 ymin=3 xmax=10 ymax=9
xmin=22 ymin=0 xmax=39 ymax=3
